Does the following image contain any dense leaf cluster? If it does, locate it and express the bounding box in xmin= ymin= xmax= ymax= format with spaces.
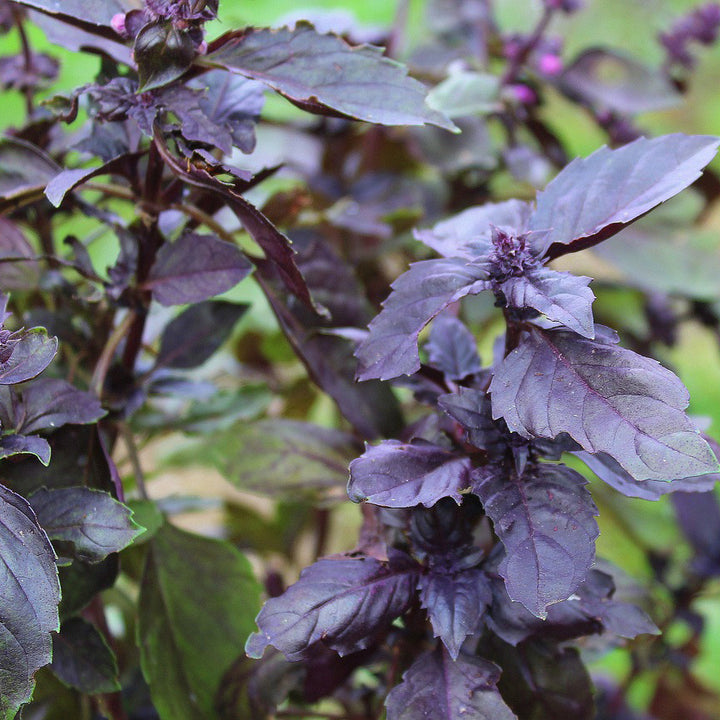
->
xmin=1 ymin=0 xmax=720 ymax=719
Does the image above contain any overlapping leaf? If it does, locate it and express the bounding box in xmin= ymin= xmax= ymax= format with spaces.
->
xmin=28 ymin=487 xmax=142 ymax=562
xmin=418 ymin=569 xmax=492 ymax=659
xmin=0 ymin=328 xmax=57 ymax=385
xmin=205 ymin=23 xmax=455 ymax=130
xmin=473 ymin=463 xmax=598 ymax=617
xmin=425 ymin=314 xmax=482 ymax=380
xmin=385 ymin=647 xmax=517 ymax=720
xmin=490 ymin=327 xmax=719 ymax=481
xmin=348 ymin=440 xmax=473 ymax=508
xmin=0 ymin=434 xmax=50 ymax=465
xmin=246 ymin=554 xmax=419 ymax=661
xmin=528 ymin=134 xmax=720 ymax=259
xmin=355 ymin=259 xmax=490 ymax=380
xmin=500 ymin=267 xmax=595 ymax=338
xmin=0 ymin=485 xmax=60 ymax=720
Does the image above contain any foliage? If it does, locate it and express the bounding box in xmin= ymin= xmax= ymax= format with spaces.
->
xmin=1 ymin=0 xmax=720 ymax=719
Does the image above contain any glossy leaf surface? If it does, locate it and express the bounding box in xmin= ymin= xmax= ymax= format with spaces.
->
xmin=206 ymin=23 xmax=455 ymax=130
xmin=348 ymin=440 xmax=473 ymax=508
xmin=28 ymin=487 xmax=142 ymax=562
xmin=246 ymin=554 xmax=419 ymax=661
xmin=0 ymin=329 xmax=57 ymax=385
xmin=529 ymin=134 xmax=720 ymax=259
xmin=490 ymin=328 xmax=719 ymax=481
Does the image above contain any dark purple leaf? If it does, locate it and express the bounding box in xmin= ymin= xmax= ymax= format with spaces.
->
xmin=487 ymin=566 xmax=657 ymax=646
xmin=0 ymin=137 xmax=60 ymax=212
xmin=12 ymin=0 xmax=134 ymax=27
xmin=0 ymin=484 xmax=60 ymax=719
xmin=500 ymin=267 xmax=595 ymax=338
xmin=575 ymin=450 xmax=719 ymax=500
xmin=50 ymin=617 xmax=120 ymax=694
xmin=191 ymin=70 xmax=265 ymax=154
xmin=45 ymin=153 xmax=141 ymax=208
xmin=19 ymin=378 xmax=105 ymax=434
xmin=246 ymin=553 xmax=419 ymax=661
xmin=58 ymin=555 xmax=119 ymax=621
xmin=418 ymin=569 xmax=492 ymax=659
xmin=529 ymin=134 xmax=720 ymax=260
xmin=425 ymin=314 xmax=481 ymax=380
xmin=28 ymin=487 xmax=142 ymax=562
xmin=256 ymin=228 xmax=402 ymax=438
xmin=0 ymin=327 xmax=58 ymax=385
xmin=560 ymin=49 xmax=681 ymax=115
xmin=355 ymin=259 xmax=491 ymax=381
xmin=0 ymin=433 xmax=51 ymax=465
xmin=134 ymin=20 xmax=197 ymax=92
xmin=492 ymin=640 xmax=594 ymax=720
xmin=438 ymin=388 xmax=506 ymax=454
xmin=490 ymin=327 xmax=719 ymax=481
xmin=205 ymin=23 xmax=455 ymax=130
xmin=348 ymin=440 xmax=473 ymax=508
xmin=156 ymin=300 xmax=248 ymax=369
xmin=384 ymin=647 xmax=516 ymax=720
xmin=414 ymin=199 xmax=532 ymax=261
xmin=172 ymin=419 xmax=357 ymax=498
xmin=0 ymin=219 xmax=40 ymax=291
xmin=473 ymin=463 xmax=598 ymax=617
xmin=145 ymin=232 xmax=253 ymax=306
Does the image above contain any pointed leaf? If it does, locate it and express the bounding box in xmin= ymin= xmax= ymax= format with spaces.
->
xmin=356 ymin=259 xmax=490 ymax=381
xmin=426 ymin=71 xmax=501 ymax=118
xmin=438 ymin=388 xmax=506 ymax=454
xmin=0 ymin=434 xmax=51 ymax=465
xmin=0 ymin=484 xmax=60 ymax=720
xmin=246 ymin=553 xmax=419 ymax=661
xmin=418 ymin=569 xmax=492 ymax=659
xmin=157 ymin=301 xmax=248 ymax=369
xmin=473 ymin=463 xmax=598 ymax=617
xmin=425 ymin=314 xmax=481 ymax=380
xmin=385 ymin=647 xmax=517 ymax=720
xmin=146 ymin=232 xmax=253 ymax=306
xmin=138 ymin=523 xmax=262 ymax=720
xmin=0 ymin=328 xmax=58 ymax=385
xmin=0 ymin=219 xmax=40 ymax=291
xmin=500 ymin=267 xmax=595 ymax=338
xmin=348 ymin=440 xmax=473 ymax=508
xmin=490 ymin=328 xmax=719 ymax=481
xmin=414 ymin=199 xmax=532 ymax=261
xmin=28 ymin=487 xmax=143 ymax=563
xmin=529 ymin=134 xmax=720 ymax=259
xmin=50 ymin=617 xmax=120 ymax=694
xmin=205 ymin=23 xmax=455 ymax=130
xmin=19 ymin=378 xmax=105 ymax=434
xmin=135 ymin=20 xmax=197 ymax=92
